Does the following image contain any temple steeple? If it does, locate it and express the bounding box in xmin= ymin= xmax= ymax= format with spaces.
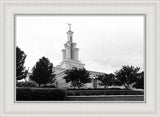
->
xmin=58 ymin=24 xmax=85 ymax=69
xmin=62 ymin=24 xmax=79 ymax=61
xmin=67 ymin=30 xmax=73 ymax=42
xmin=66 ymin=23 xmax=73 ymax=42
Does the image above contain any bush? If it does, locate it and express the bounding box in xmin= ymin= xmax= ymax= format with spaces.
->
xmin=16 ymin=88 xmax=66 ymax=101
xmin=41 ymin=84 xmax=56 ymax=88
xmin=67 ymin=88 xmax=127 ymax=90
xmin=16 ymin=82 xmax=37 ymax=87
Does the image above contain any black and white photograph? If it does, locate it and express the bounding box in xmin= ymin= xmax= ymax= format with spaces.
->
xmin=16 ymin=15 xmax=145 ymax=101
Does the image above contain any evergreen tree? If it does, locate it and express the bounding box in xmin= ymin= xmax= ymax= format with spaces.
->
xmin=16 ymin=46 xmax=27 ymax=80
xmin=30 ymin=57 xmax=55 ymax=87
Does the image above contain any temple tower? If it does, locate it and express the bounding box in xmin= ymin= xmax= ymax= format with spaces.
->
xmin=58 ymin=24 xmax=85 ymax=69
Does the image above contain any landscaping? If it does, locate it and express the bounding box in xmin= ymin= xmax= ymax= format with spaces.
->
xmin=16 ymin=88 xmax=66 ymax=101
xmin=16 ymin=87 xmax=144 ymax=101
xmin=66 ymin=89 xmax=144 ymax=96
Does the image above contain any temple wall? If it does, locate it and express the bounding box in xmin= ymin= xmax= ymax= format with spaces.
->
xmin=55 ymin=71 xmax=70 ymax=89
xmin=62 ymin=49 xmax=66 ymax=60
xmin=74 ymin=49 xmax=79 ymax=61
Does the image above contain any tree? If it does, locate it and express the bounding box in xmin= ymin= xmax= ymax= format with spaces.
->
xmin=64 ymin=68 xmax=91 ymax=89
xmin=30 ymin=57 xmax=55 ymax=87
xmin=115 ymin=65 xmax=140 ymax=89
xmin=133 ymin=71 xmax=144 ymax=89
xmin=97 ymin=73 xmax=114 ymax=89
xmin=16 ymin=46 xmax=28 ymax=80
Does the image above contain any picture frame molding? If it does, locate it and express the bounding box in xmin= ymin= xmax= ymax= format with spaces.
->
xmin=0 ymin=0 xmax=160 ymax=116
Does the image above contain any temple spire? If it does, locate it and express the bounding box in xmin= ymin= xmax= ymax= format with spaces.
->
xmin=59 ymin=25 xmax=85 ymax=69
xmin=66 ymin=23 xmax=73 ymax=42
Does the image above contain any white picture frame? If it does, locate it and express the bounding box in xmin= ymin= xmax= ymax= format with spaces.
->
xmin=0 ymin=0 xmax=159 ymax=117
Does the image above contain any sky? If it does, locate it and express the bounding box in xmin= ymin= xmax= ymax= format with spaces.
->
xmin=16 ymin=15 xmax=144 ymax=73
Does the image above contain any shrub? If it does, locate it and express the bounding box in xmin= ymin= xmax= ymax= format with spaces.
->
xmin=16 ymin=88 xmax=33 ymax=100
xmin=16 ymin=88 xmax=66 ymax=101
xmin=16 ymin=82 xmax=37 ymax=87
xmin=42 ymin=84 xmax=56 ymax=88
xmin=67 ymin=88 xmax=127 ymax=90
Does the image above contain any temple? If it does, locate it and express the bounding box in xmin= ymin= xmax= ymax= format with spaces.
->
xmin=53 ymin=24 xmax=105 ymax=89
xmin=22 ymin=24 xmax=105 ymax=88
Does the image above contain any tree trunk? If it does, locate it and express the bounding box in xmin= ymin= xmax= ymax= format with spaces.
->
xmin=78 ymin=81 xmax=81 ymax=89
xmin=38 ymin=83 xmax=41 ymax=87
xmin=124 ymin=84 xmax=130 ymax=89
xmin=78 ymin=85 xmax=80 ymax=89
xmin=77 ymin=85 xmax=81 ymax=96
xmin=104 ymin=85 xmax=107 ymax=95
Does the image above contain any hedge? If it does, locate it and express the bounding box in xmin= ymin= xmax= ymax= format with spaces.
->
xmin=16 ymin=88 xmax=66 ymax=101
xmin=68 ymin=88 xmax=130 ymax=90
xmin=66 ymin=90 xmax=144 ymax=96
xmin=16 ymin=82 xmax=37 ymax=87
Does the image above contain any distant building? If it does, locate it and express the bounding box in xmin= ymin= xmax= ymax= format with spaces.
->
xmin=53 ymin=26 xmax=105 ymax=89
